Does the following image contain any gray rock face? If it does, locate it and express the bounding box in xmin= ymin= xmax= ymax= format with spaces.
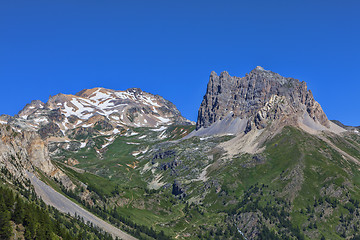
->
xmin=38 ymin=122 xmax=64 ymax=139
xmin=0 ymin=124 xmax=73 ymax=189
xmin=0 ymin=114 xmax=13 ymax=124
xmin=17 ymin=100 xmax=46 ymax=120
xmin=172 ymin=180 xmax=186 ymax=198
xmin=196 ymin=66 xmax=330 ymax=132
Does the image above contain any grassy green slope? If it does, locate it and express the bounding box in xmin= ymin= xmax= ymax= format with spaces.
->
xmin=206 ymin=127 xmax=360 ymax=239
xmin=49 ymin=125 xmax=360 ymax=239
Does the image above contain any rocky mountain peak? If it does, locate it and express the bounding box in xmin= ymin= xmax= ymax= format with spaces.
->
xmin=7 ymin=87 xmax=193 ymax=140
xmin=195 ymin=67 xmax=340 ymax=135
xmin=210 ymin=71 xmax=218 ymax=76
xmin=126 ymin=87 xmax=143 ymax=94
xmin=219 ymin=71 xmax=230 ymax=77
xmin=251 ymin=66 xmax=278 ymax=74
xmin=17 ymin=100 xmax=45 ymax=120
xmin=75 ymin=87 xmax=104 ymax=98
xmin=254 ymin=66 xmax=266 ymax=71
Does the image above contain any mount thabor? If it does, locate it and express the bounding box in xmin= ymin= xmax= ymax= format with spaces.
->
xmin=0 ymin=67 xmax=359 ymax=240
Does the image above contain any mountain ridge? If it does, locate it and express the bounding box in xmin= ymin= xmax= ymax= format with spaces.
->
xmin=1 ymin=67 xmax=360 ymax=240
xmin=0 ymin=87 xmax=194 ymax=141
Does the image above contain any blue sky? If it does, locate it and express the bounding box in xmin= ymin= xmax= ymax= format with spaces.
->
xmin=0 ymin=0 xmax=359 ymax=125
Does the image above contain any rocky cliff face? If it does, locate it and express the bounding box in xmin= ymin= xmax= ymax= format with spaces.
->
xmin=1 ymin=87 xmax=193 ymax=140
xmin=0 ymin=124 xmax=73 ymax=189
xmin=196 ymin=66 xmax=333 ymax=134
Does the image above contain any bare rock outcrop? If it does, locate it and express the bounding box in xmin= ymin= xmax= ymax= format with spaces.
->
xmin=0 ymin=124 xmax=74 ymax=189
xmin=196 ymin=66 xmax=332 ymax=134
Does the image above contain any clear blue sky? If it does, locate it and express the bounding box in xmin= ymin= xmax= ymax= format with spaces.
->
xmin=1 ymin=0 xmax=359 ymax=125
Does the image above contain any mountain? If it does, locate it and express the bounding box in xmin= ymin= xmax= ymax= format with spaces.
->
xmin=1 ymin=87 xmax=193 ymax=139
xmin=195 ymin=66 xmax=342 ymax=136
xmin=0 ymin=87 xmax=195 ymax=240
xmin=1 ymin=67 xmax=360 ymax=240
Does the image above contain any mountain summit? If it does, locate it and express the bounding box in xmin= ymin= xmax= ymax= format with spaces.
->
xmin=195 ymin=67 xmax=343 ymax=136
xmin=1 ymin=87 xmax=193 ymax=139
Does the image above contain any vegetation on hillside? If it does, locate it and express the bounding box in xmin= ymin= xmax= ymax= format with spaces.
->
xmin=3 ymin=123 xmax=360 ymax=239
xmin=0 ymin=169 xmax=113 ymax=240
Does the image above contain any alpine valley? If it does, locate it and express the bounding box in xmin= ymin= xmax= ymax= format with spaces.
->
xmin=1 ymin=67 xmax=360 ymax=240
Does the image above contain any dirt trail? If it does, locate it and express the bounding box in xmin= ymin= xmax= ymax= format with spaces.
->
xmin=26 ymin=171 xmax=137 ymax=240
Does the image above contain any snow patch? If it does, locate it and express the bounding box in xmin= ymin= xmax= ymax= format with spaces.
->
xmin=200 ymin=136 xmax=212 ymax=141
xmin=102 ymin=109 xmax=119 ymax=117
xmin=33 ymin=117 xmax=48 ymax=124
xmin=101 ymin=142 xmax=111 ymax=149
xmin=126 ymin=142 xmax=140 ymax=145
xmin=89 ymin=89 xmax=110 ymax=101
xmin=132 ymin=152 xmax=140 ymax=157
xmin=140 ymin=95 xmax=161 ymax=107
xmin=60 ymin=129 xmax=66 ymax=136
xmin=156 ymin=116 xmax=171 ymax=124
xmin=125 ymin=131 xmax=138 ymax=136
xmin=112 ymin=128 xmax=121 ymax=134
xmin=105 ymin=136 xmax=114 ymax=142
xmin=158 ymin=130 xmax=167 ymax=139
xmin=62 ymin=101 xmax=85 ymax=119
xmin=114 ymin=91 xmax=136 ymax=101
xmin=150 ymin=126 xmax=167 ymax=132
xmin=141 ymin=146 xmax=149 ymax=154
xmin=70 ymin=99 xmax=94 ymax=118
xmin=111 ymin=115 xmax=120 ymax=121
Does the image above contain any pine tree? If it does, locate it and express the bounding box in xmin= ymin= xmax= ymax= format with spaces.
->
xmin=12 ymin=194 xmax=24 ymax=224
xmin=0 ymin=196 xmax=12 ymax=240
